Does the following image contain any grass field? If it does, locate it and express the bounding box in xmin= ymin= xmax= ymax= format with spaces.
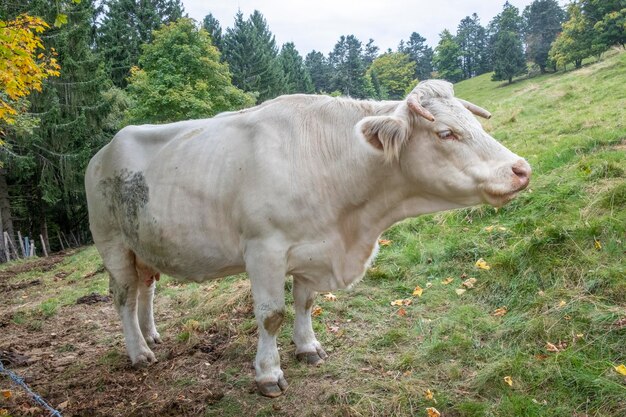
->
xmin=1 ymin=50 xmax=625 ymax=417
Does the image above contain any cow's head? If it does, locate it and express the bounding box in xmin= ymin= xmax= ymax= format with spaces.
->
xmin=359 ymin=80 xmax=530 ymax=208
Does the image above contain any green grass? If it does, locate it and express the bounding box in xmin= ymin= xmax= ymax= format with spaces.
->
xmin=1 ymin=51 xmax=625 ymax=417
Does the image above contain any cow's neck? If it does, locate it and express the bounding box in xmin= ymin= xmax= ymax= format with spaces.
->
xmin=334 ymin=157 xmax=459 ymax=274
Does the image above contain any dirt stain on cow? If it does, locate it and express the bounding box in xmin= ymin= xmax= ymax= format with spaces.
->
xmin=99 ymin=169 xmax=149 ymax=244
xmin=263 ymin=310 xmax=285 ymax=335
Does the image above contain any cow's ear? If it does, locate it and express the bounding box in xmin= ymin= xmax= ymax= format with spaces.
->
xmin=359 ymin=116 xmax=409 ymax=162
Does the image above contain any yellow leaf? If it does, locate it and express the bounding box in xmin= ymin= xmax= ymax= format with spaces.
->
xmin=504 ymin=376 xmax=513 ymax=386
xmin=546 ymin=342 xmax=560 ymax=352
xmin=614 ymin=364 xmax=626 ymax=376
xmin=498 ymin=226 xmax=507 ymax=231
xmin=391 ymin=299 xmax=412 ymax=306
xmin=462 ymin=277 xmax=477 ymax=289
xmin=424 ymin=389 xmax=434 ymax=400
xmin=413 ymin=285 xmax=423 ymax=297
xmin=475 ymin=258 xmax=491 ymax=270
xmin=594 ymin=239 xmax=602 ymax=250
xmin=378 ymin=239 xmax=392 ymax=246
xmin=576 ymin=333 xmax=584 ymax=339
xmin=0 ymin=390 xmax=11 ymax=399
xmin=455 ymin=288 xmax=466 ymax=296
xmin=558 ymin=300 xmax=566 ymax=308
xmin=426 ymin=407 xmax=441 ymax=417
xmin=484 ymin=225 xmax=495 ymax=232
xmin=312 ymin=306 xmax=323 ymax=316
xmin=493 ymin=307 xmax=507 ymax=317
xmin=442 ymin=277 xmax=454 ymax=285
xmin=323 ymin=293 xmax=337 ymax=301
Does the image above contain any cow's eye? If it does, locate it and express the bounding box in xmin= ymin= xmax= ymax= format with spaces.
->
xmin=438 ymin=130 xmax=458 ymax=140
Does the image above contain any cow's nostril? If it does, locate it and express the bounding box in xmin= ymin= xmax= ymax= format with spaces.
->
xmin=511 ymin=161 xmax=531 ymax=185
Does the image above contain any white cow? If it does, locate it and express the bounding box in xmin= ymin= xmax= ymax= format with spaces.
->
xmin=85 ymin=80 xmax=530 ymax=397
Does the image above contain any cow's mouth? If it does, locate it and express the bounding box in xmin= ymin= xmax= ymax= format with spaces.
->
xmin=483 ymin=184 xmax=528 ymax=206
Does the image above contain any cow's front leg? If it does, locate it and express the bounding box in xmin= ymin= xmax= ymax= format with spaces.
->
xmin=293 ymin=277 xmax=328 ymax=365
xmin=246 ymin=248 xmax=288 ymax=398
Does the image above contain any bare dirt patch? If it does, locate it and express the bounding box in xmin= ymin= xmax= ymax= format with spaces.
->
xmin=0 ymin=252 xmax=263 ymax=417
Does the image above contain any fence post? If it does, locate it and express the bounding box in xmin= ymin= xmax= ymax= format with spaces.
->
xmin=17 ymin=231 xmax=26 ymax=258
xmin=57 ymin=231 xmax=65 ymax=251
xmin=3 ymin=231 xmax=10 ymax=262
xmin=39 ymin=235 xmax=48 ymax=257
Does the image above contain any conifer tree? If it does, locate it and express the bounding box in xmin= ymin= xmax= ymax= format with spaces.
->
xmin=523 ymin=0 xmax=566 ymax=72
xmin=222 ymin=10 xmax=284 ymax=102
xmin=490 ymin=2 xmax=527 ymax=83
xmin=304 ymin=50 xmax=331 ymax=93
xmin=97 ymin=0 xmax=185 ymax=87
xmin=399 ymin=32 xmax=434 ymax=81
xmin=328 ymin=35 xmax=368 ymax=98
xmin=202 ymin=13 xmax=223 ymax=52
xmin=433 ymin=30 xmax=463 ymax=83
xmin=456 ymin=14 xmax=489 ymax=79
xmin=278 ymin=43 xmax=313 ymax=94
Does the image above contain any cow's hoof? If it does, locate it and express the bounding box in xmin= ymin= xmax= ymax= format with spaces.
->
xmin=257 ymin=377 xmax=288 ymax=398
xmin=131 ymin=350 xmax=157 ymax=368
xmin=296 ymin=347 xmax=328 ymax=366
xmin=145 ymin=332 xmax=162 ymax=346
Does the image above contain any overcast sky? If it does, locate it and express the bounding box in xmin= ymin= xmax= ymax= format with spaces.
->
xmin=181 ymin=0 xmax=568 ymax=55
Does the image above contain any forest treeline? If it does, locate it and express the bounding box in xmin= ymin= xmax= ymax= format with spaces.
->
xmin=0 ymin=0 xmax=624 ymax=260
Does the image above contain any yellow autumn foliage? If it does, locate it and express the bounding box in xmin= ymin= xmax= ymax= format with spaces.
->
xmin=0 ymin=14 xmax=60 ymax=125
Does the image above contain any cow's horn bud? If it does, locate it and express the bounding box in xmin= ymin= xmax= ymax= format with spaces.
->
xmin=457 ymin=98 xmax=492 ymax=119
xmin=407 ymin=93 xmax=435 ymax=122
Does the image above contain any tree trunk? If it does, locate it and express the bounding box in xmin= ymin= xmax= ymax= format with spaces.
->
xmin=539 ymin=65 xmax=546 ymax=74
xmin=575 ymin=60 xmax=582 ymax=69
xmin=0 ymin=169 xmax=17 ymax=258
xmin=508 ymin=76 xmax=513 ymax=84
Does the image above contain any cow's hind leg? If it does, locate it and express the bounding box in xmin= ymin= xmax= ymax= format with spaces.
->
xmin=103 ymin=245 xmax=156 ymax=366
xmin=135 ymin=258 xmax=162 ymax=346
xmin=293 ymin=277 xmax=327 ymax=365
xmin=246 ymin=245 xmax=288 ymax=398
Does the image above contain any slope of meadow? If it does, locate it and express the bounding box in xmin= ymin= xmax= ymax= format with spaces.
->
xmin=1 ymin=51 xmax=625 ymax=417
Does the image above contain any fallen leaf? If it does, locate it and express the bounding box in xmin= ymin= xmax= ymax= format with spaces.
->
xmin=614 ymin=364 xmax=626 ymax=376
xmin=534 ymin=353 xmax=548 ymax=360
xmin=328 ymin=325 xmax=340 ymax=333
xmin=537 ymin=290 xmax=545 ymax=296
xmin=0 ymin=409 xmax=8 ymax=416
xmin=493 ymin=307 xmax=507 ymax=317
xmin=442 ymin=277 xmax=454 ymax=285
xmin=460 ymin=272 xmax=468 ymax=279
xmin=455 ymin=288 xmax=466 ymax=296
xmin=425 ymin=282 xmax=433 ymax=288
xmin=312 ymin=306 xmax=323 ymax=316
xmin=564 ymin=315 xmax=572 ymax=320
xmin=413 ymin=285 xmax=424 ymax=297
xmin=391 ymin=299 xmax=412 ymax=306
xmin=504 ymin=376 xmax=513 ymax=386
xmin=498 ymin=226 xmax=507 ymax=231
xmin=424 ymin=389 xmax=434 ymax=401
xmin=397 ymin=308 xmax=407 ymax=317
xmin=594 ymin=239 xmax=602 ymax=250
xmin=378 ymin=239 xmax=392 ymax=246
xmin=475 ymin=258 xmax=491 ymax=270
xmin=0 ymin=390 xmax=11 ymax=399
xmin=323 ymin=293 xmax=337 ymax=301
xmin=57 ymin=401 xmax=69 ymax=410
xmin=426 ymin=407 xmax=441 ymax=417
xmin=558 ymin=300 xmax=567 ymax=308
xmin=485 ymin=225 xmax=495 ymax=232
xmin=462 ymin=277 xmax=477 ymax=289
xmin=546 ymin=342 xmax=560 ymax=352
xmin=576 ymin=333 xmax=584 ymax=339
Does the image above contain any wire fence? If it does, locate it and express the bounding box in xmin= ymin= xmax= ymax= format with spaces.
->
xmin=0 ymin=361 xmax=63 ymax=417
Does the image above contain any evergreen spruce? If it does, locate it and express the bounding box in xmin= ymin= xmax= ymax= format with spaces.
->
xmin=278 ymin=43 xmax=313 ymax=94
xmin=433 ymin=29 xmax=463 ymax=83
xmin=304 ymin=50 xmax=331 ymax=93
xmin=202 ymin=13 xmax=223 ymax=52
xmin=523 ymin=0 xmax=566 ymax=73
xmin=399 ymin=32 xmax=434 ymax=81
xmin=328 ymin=35 xmax=368 ymax=98
xmin=490 ymin=2 xmax=527 ymax=83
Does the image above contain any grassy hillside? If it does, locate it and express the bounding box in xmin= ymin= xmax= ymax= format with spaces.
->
xmin=1 ymin=52 xmax=625 ymax=417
